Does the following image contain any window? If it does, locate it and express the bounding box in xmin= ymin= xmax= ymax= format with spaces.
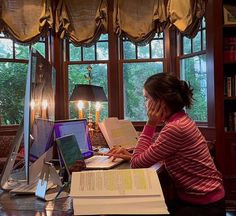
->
xmin=178 ymin=18 xmax=207 ymax=122
xmin=66 ymin=33 xmax=165 ymax=122
xmin=0 ymin=34 xmax=46 ymax=125
xmin=67 ymin=34 xmax=109 ymax=121
xmin=121 ymin=34 xmax=165 ymax=121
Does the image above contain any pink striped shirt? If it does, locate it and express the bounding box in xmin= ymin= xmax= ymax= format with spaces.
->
xmin=131 ymin=111 xmax=225 ymax=204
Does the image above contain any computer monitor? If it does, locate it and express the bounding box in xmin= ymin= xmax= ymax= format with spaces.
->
xmin=54 ymin=119 xmax=93 ymax=159
xmin=0 ymin=49 xmax=56 ymax=190
xmin=24 ymin=48 xmax=56 ymax=183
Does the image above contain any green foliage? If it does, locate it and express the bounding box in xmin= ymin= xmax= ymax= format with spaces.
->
xmin=123 ymin=62 xmax=163 ymax=121
xmin=181 ymin=55 xmax=207 ymax=122
xmin=0 ymin=62 xmax=27 ymax=124
xmin=0 ymin=40 xmax=46 ymax=125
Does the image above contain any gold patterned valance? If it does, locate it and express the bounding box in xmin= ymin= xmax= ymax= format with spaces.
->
xmin=0 ymin=0 xmax=53 ymax=44
xmin=113 ymin=0 xmax=206 ymax=43
xmin=113 ymin=0 xmax=167 ymax=45
xmin=55 ymin=0 xmax=107 ymax=47
xmin=167 ymin=0 xmax=206 ymax=38
xmin=0 ymin=0 xmax=205 ymax=45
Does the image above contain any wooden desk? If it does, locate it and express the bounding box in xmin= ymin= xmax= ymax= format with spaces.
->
xmin=0 ymin=162 xmax=171 ymax=216
xmin=0 ymin=189 xmax=73 ymax=215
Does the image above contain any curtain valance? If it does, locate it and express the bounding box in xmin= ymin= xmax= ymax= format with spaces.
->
xmin=0 ymin=0 xmax=53 ymax=44
xmin=0 ymin=0 xmax=205 ymax=45
xmin=55 ymin=0 xmax=107 ymax=47
xmin=114 ymin=0 xmax=206 ymax=44
xmin=113 ymin=0 xmax=167 ymax=45
xmin=167 ymin=0 xmax=206 ymax=38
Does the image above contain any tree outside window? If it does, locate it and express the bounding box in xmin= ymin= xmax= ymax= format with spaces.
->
xmin=179 ymin=18 xmax=207 ymax=122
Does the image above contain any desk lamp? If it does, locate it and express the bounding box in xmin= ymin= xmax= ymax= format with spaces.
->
xmin=70 ymin=84 xmax=107 ymax=131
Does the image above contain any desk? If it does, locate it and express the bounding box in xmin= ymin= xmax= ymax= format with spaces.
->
xmin=0 ymin=162 xmax=171 ymax=216
xmin=0 ymin=190 xmax=73 ymax=215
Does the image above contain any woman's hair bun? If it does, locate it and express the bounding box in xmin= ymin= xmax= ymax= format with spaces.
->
xmin=179 ymin=80 xmax=193 ymax=108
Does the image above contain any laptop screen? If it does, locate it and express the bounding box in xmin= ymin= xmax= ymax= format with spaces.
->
xmin=54 ymin=119 xmax=93 ymax=159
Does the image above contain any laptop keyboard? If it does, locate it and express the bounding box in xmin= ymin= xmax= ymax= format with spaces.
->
xmin=84 ymin=155 xmax=124 ymax=169
xmin=86 ymin=155 xmax=111 ymax=163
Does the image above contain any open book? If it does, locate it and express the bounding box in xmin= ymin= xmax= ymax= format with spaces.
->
xmin=70 ymin=168 xmax=169 ymax=215
xmin=98 ymin=117 xmax=138 ymax=149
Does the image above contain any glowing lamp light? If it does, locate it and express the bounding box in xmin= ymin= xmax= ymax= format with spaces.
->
xmin=30 ymin=100 xmax=36 ymax=110
xmin=77 ymin=100 xmax=84 ymax=119
xmin=95 ymin=101 xmax=102 ymax=128
xmin=42 ymin=99 xmax=48 ymax=119
xmin=42 ymin=99 xmax=48 ymax=110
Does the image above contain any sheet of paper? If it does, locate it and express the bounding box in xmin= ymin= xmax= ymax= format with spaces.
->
xmin=70 ymin=168 xmax=163 ymax=197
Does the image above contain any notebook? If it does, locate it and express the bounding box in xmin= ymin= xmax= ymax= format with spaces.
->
xmin=54 ymin=119 xmax=124 ymax=170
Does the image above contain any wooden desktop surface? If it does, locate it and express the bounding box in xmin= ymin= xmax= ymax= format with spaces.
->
xmin=0 ymin=162 xmax=170 ymax=216
xmin=0 ymin=190 xmax=73 ymax=215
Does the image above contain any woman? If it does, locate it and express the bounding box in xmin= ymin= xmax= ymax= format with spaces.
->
xmin=107 ymin=73 xmax=226 ymax=216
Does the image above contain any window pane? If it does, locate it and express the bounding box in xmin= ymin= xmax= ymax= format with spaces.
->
xmin=32 ymin=42 xmax=45 ymax=57
xmin=203 ymin=30 xmax=206 ymax=50
xmin=70 ymin=44 xmax=81 ymax=61
xmin=202 ymin=17 xmax=206 ymax=28
xmin=123 ymin=41 xmax=136 ymax=59
xmin=183 ymin=37 xmax=191 ymax=54
xmin=0 ymin=38 xmax=13 ymax=58
xmin=68 ymin=64 xmax=108 ymax=121
xmin=123 ymin=62 xmax=163 ymax=121
xmin=97 ymin=42 xmax=108 ymax=60
xmin=151 ymin=39 xmax=164 ymax=58
xmin=137 ymin=44 xmax=150 ymax=59
xmin=193 ymin=31 xmax=201 ymax=52
xmin=99 ymin=34 xmax=108 ymax=41
xmin=15 ymin=44 xmax=29 ymax=59
xmin=0 ymin=63 xmax=27 ymax=125
xmin=180 ymin=54 xmax=207 ymax=122
xmin=83 ymin=46 xmax=95 ymax=60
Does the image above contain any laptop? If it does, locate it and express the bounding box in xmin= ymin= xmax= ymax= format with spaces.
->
xmin=54 ymin=119 xmax=124 ymax=170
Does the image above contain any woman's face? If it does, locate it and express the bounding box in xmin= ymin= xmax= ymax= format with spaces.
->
xmin=143 ymin=89 xmax=153 ymax=109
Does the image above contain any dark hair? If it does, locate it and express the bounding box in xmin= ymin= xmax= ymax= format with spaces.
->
xmin=144 ymin=73 xmax=194 ymax=113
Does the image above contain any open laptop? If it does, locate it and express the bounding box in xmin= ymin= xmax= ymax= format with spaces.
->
xmin=54 ymin=119 xmax=124 ymax=170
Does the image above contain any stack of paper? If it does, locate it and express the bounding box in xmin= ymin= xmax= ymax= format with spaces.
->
xmin=70 ymin=168 xmax=169 ymax=215
xmin=98 ymin=117 xmax=138 ymax=149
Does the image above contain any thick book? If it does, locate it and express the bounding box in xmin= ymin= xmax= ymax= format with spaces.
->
xmin=98 ymin=117 xmax=138 ymax=149
xmin=70 ymin=168 xmax=169 ymax=215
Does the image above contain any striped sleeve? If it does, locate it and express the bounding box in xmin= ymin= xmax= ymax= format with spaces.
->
xmin=130 ymin=123 xmax=182 ymax=168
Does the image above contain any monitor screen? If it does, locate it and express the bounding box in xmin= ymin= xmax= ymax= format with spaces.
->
xmin=54 ymin=119 xmax=93 ymax=159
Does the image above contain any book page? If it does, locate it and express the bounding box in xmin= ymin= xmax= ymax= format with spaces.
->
xmin=99 ymin=118 xmax=138 ymax=149
xmin=70 ymin=168 xmax=163 ymax=197
xmin=118 ymin=120 xmax=138 ymax=148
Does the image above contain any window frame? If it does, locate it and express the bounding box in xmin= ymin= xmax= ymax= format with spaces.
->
xmin=118 ymin=34 xmax=166 ymax=123
xmin=176 ymin=18 xmax=214 ymax=127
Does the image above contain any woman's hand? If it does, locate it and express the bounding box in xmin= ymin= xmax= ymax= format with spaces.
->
xmin=105 ymin=147 xmax=132 ymax=161
xmin=147 ymin=100 xmax=166 ymax=127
